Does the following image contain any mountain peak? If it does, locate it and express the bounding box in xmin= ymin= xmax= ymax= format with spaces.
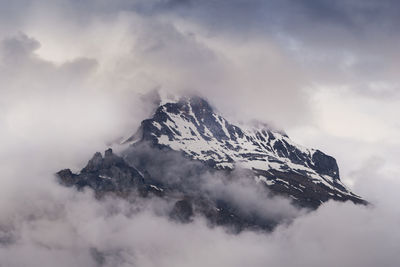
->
xmin=58 ymin=94 xmax=365 ymax=232
xmin=122 ymin=94 xmax=364 ymax=208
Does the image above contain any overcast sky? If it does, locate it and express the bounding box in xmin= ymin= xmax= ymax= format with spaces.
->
xmin=1 ymin=1 xmax=400 ymax=266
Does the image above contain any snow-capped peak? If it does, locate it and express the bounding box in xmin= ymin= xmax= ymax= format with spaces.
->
xmin=125 ymin=96 xmax=364 ymax=207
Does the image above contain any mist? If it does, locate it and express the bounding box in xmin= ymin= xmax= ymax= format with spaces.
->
xmin=1 ymin=0 xmax=400 ymax=266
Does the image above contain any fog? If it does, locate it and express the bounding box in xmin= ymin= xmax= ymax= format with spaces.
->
xmin=1 ymin=1 xmax=400 ymax=266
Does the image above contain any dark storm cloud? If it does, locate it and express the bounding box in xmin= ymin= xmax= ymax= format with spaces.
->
xmin=154 ymin=0 xmax=400 ymax=57
xmin=3 ymin=0 xmax=400 ymax=34
xmin=157 ymin=0 xmax=400 ymax=34
xmin=150 ymin=0 xmax=400 ymax=97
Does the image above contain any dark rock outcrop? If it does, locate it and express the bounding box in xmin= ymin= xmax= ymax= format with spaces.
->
xmin=57 ymin=149 xmax=164 ymax=197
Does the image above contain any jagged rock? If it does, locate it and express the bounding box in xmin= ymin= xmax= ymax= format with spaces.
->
xmin=57 ymin=149 xmax=163 ymax=197
xmin=56 ymin=169 xmax=77 ymax=186
xmin=81 ymin=152 xmax=103 ymax=173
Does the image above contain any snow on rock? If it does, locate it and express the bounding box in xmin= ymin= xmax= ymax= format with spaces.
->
xmin=125 ymin=96 xmax=365 ymax=207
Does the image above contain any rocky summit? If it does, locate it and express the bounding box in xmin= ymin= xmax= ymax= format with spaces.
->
xmin=58 ymin=95 xmax=366 ymax=231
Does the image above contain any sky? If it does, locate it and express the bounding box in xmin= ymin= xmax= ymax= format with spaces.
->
xmin=0 ymin=0 xmax=400 ymax=266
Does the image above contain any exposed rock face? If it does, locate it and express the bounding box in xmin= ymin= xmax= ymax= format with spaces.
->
xmin=57 ymin=95 xmax=366 ymax=231
xmin=57 ymin=149 xmax=164 ymax=197
xmin=124 ymin=96 xmax=365 ymax=208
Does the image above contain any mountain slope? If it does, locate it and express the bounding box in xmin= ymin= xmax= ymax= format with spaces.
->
xmin=124 ymin=96 xmax=364 ymax=208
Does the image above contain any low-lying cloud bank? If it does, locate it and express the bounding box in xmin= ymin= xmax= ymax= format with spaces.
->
xmin=0 ymin=167 xmax=399 ymax=267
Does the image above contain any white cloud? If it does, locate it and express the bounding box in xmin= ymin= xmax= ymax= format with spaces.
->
xmin=0 ymin=1 xmax=400 ymax=266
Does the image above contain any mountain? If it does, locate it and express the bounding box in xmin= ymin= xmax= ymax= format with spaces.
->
xmin=124 ymin=96 xmax=364 ymax=206
xmin=57 ymin=95 xmax=365 ymax=231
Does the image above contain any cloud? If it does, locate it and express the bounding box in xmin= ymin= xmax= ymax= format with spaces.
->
xmin=123 ymin=142 xmax=305 ymax=227
xmin=147 ymin=0 xmax=400 ymax=102
xmin=0 ymin=1 xmax=400 ymax=267
xmin=3 ymin=0 xmax=396 ymax=129
xmin=0 ymin=33 xmax=158 ymax=178
xmin=0 ymin=167 xmax=399 ymax=267
xmin=0 ymin=0 xmax=314 ymax=128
